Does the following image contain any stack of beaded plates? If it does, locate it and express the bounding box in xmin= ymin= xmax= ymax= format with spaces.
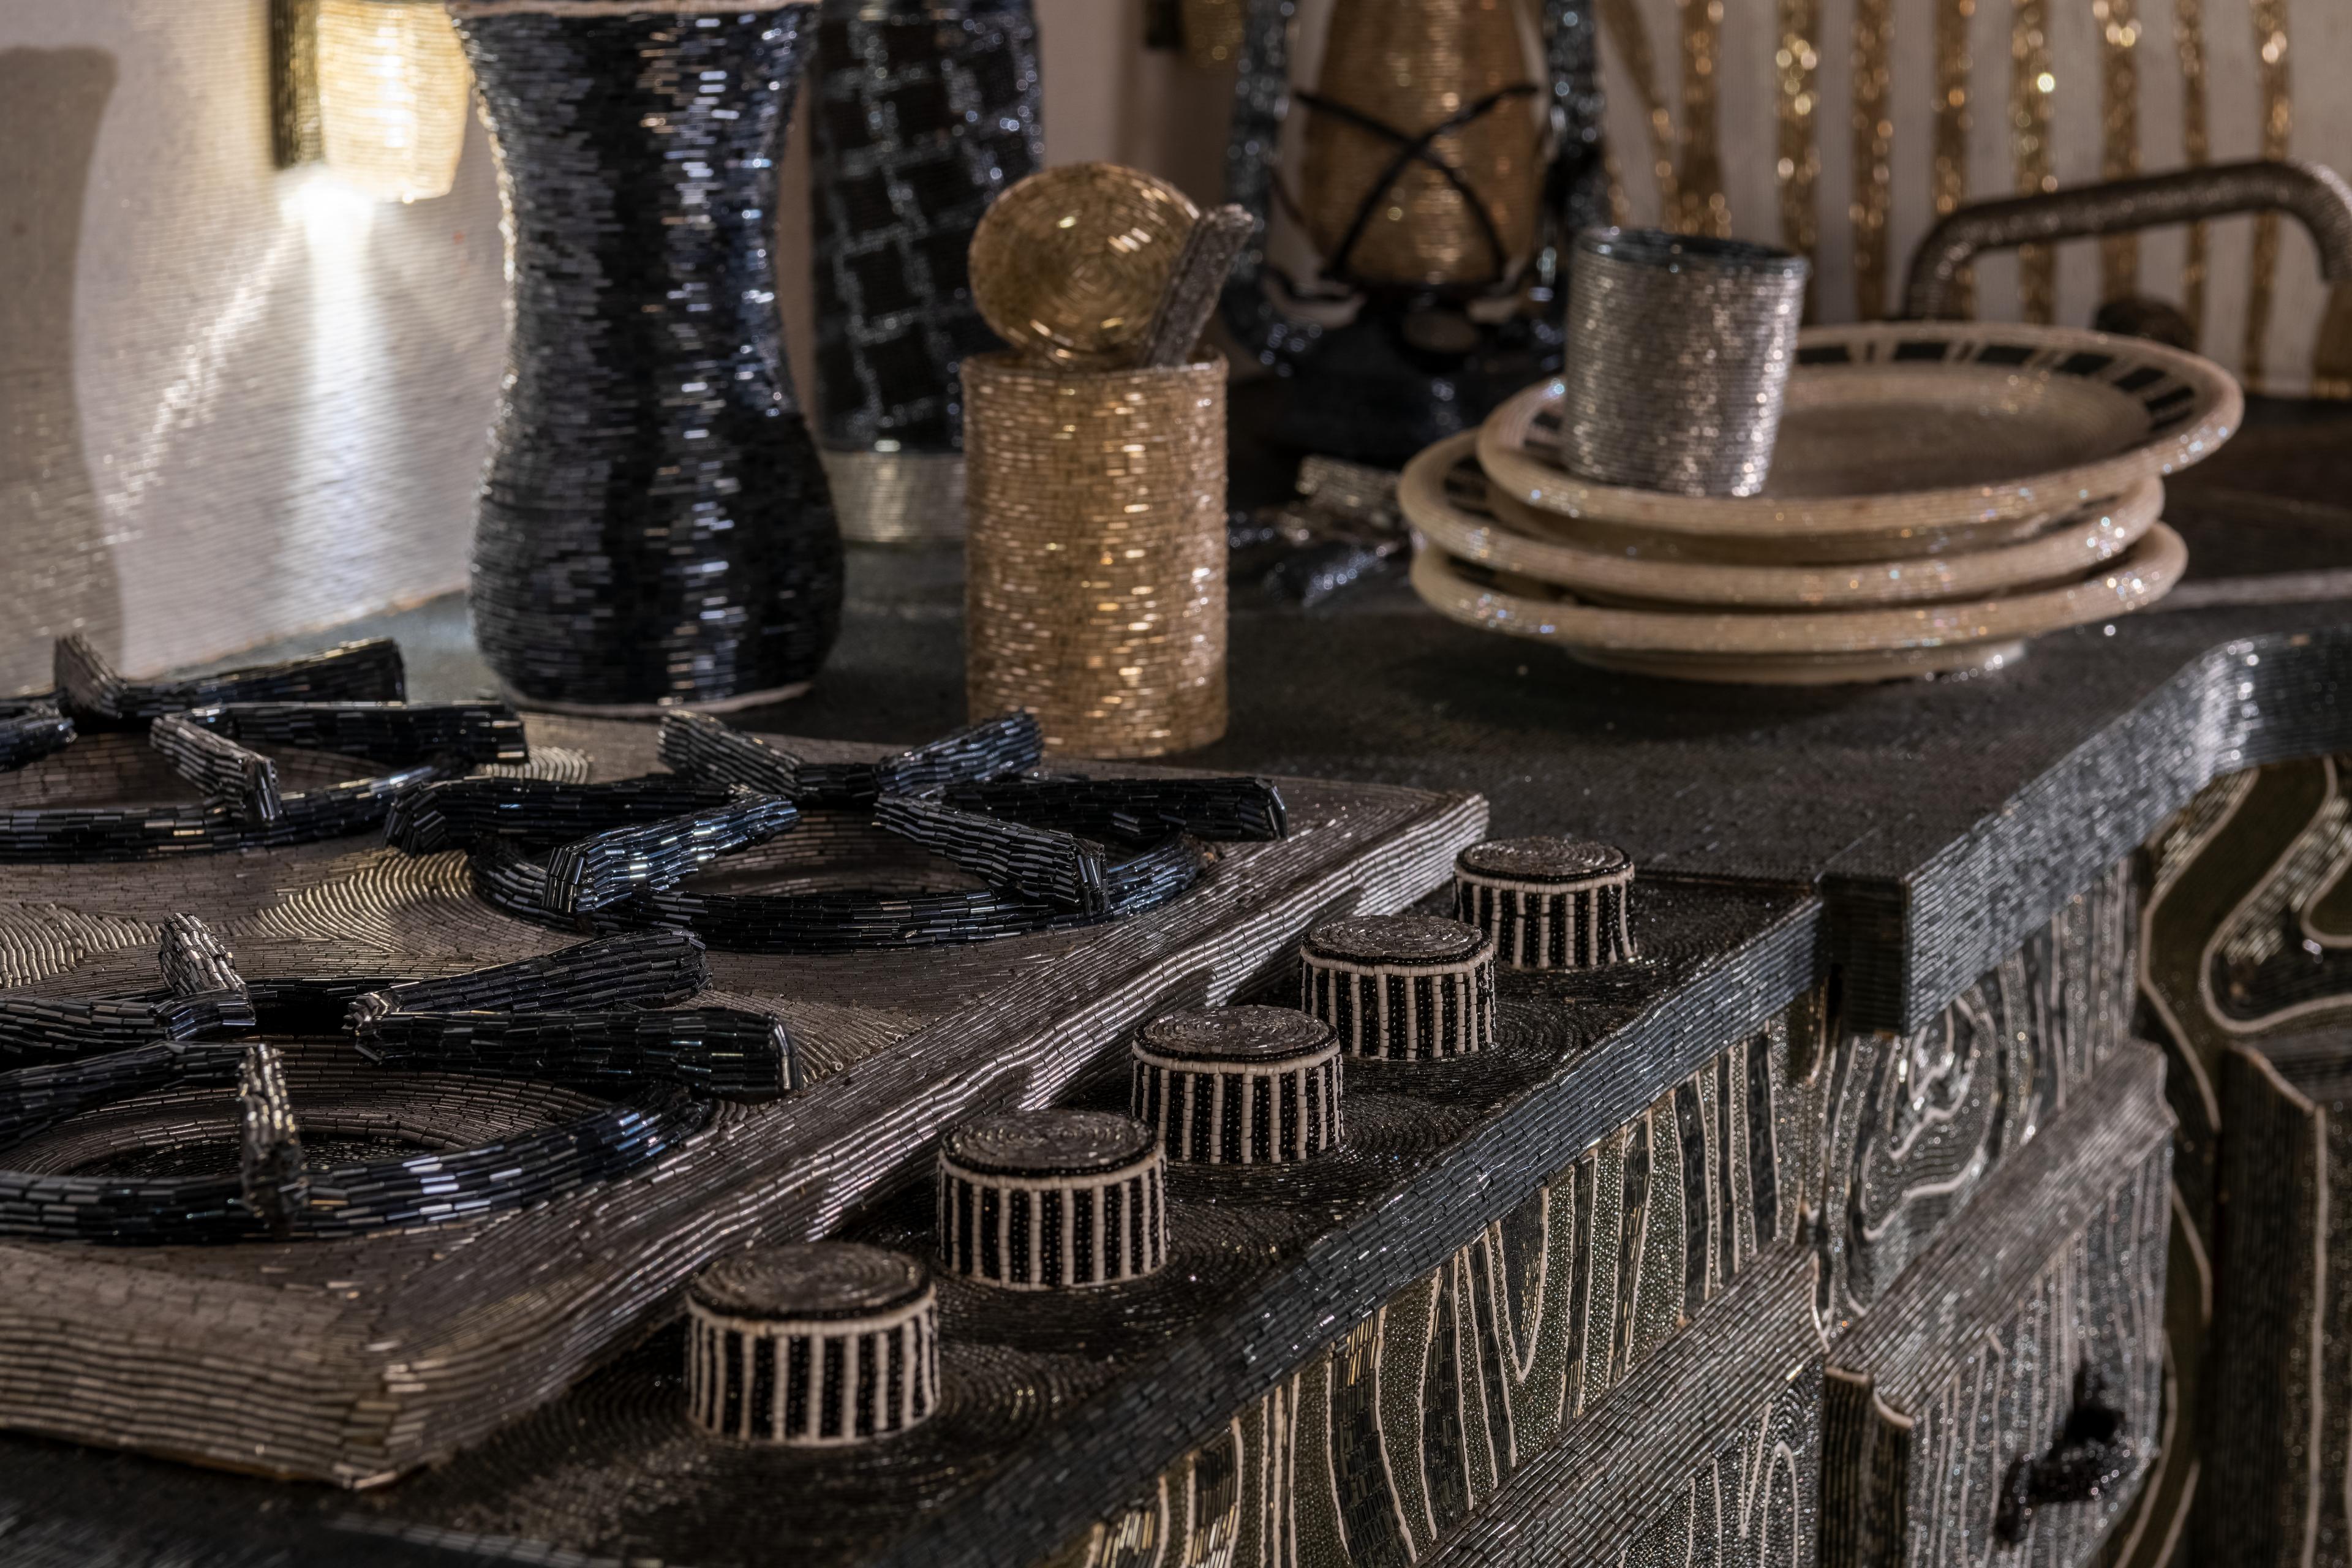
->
xmin=1401 ymin=320 xmax=2242 ymax=683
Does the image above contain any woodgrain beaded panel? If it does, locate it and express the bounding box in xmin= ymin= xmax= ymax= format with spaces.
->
xmin=1042 ymin=1004 xmax=1822 ymax=1568
xmin=685 ymin=1244 xmax=938 ymax=1448
xmin=1302 ymin=914 xmax=1494 ymax=1060
xmin=1131 ymin=1005 xmax=1341 ymax=1165
xmin=937 ymin=1110 xmax=1167 ymax=1290
xmin=1454 ymin=837 xmax=1637 ymax=970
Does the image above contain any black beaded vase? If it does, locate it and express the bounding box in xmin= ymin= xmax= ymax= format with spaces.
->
xmin=456 ymin=6 xmax=844 ymax=711
xmin=809 ymin=0 xmax=1041 ymax=543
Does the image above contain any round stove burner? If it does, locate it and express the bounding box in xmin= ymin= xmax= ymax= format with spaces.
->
xmin=0 ymin=920 xmax=752 ymax=1246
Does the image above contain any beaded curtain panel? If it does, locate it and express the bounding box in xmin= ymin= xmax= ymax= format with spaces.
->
xmin=0 ymin=713 xmax=1481 ymax=1485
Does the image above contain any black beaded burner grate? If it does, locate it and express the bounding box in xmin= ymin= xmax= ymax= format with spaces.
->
xmin=0 ymin=637 xmax=1289 ymax=1247
xmin=401 ymin=708 xmax=1289 ymax=952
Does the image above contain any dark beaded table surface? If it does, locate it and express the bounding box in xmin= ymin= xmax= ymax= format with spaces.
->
xmin=127 ymin=394 xmax=2352 ymax=1032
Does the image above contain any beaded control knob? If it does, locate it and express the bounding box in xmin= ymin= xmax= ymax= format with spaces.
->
xmin=937 ymin=1110 xmax=1167 ymax=1290
xmin=1453 ymin=837 xmax=1637 ymax=969
xmin=1302 ymin=914 xmax=1494 ymax=1060
xmin=686 ymin=1243 xmax=939 ymax=1447
xmin=1132 ymin=1005 xmax=1342 ymax=1165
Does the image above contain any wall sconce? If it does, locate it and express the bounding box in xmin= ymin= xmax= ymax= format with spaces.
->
xmin=272 ymin=0 xmax=472 ymax=203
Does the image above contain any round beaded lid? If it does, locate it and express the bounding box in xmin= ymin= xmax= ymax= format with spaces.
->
xmin=941 ymin=1109 xmax=1158 ymax=1178
xmin=1136 ymin=1005 xmax=1336 ymax=1065
xmin=688 ymin=1243 xmax=932 ymax=1322
xmin=1305 ymin=914 xmax=1489 ymax=966
xmin=968 ymin=162 xmax=1201 ymax=370
xmin=1456 ymin=837 xmax=1632 ymax=884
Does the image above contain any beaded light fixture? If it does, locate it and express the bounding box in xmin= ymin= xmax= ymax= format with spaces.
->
xmin=274 ymin=0 xmax=473 ymax=204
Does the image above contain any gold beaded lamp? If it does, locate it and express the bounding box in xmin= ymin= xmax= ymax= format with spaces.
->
xmin=1213 ymin=0 xmax=1610 ymax=463
xmin=273 ymin=0 xmax=473 ymax=204
xmin=1300 ymin=0 xmax=1545 ymax=292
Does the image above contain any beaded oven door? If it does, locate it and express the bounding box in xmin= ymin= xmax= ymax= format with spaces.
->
xmin=2116 ymin=755 xmax=2352 ymax=1568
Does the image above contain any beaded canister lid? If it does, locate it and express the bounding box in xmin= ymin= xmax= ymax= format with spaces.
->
xmin=685 ymin=1242 xmax=940 ymax=1447
xmin=967 ymin=162 xmax=1201 ymax=370
xmin=1133 ymin=1005 xmax=1343 ymax=1165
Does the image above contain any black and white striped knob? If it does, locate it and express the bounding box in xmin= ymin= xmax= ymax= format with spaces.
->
xmin=1454 ymin=837 xmax=1636 ymax=969
xmin=937 ymin=1110 xmax=1166 ymax=1291
xmin=1132 ymin=1005 xmax=1342 ymax=1165
xmin=686 ymin=1243 xmax=938 ymax=1447
xmin=1302 ymin=914 xmax=1494 ymax=1060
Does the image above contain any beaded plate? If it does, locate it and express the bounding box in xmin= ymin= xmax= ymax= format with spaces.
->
xmin=1478 ymin=321 xmax=2239 ymax=554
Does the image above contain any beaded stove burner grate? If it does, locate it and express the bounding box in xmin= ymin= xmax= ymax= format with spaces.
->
xmin=0 ymin=683 xmax=1482 ymax=1483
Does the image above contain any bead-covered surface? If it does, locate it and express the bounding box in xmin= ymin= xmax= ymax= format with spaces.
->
xmin=0 ymin=710 xmax=1480 ymax=1483
xmin=454 ymin=6 xmax=845 ymax=709
xmin=0 ymin=866 xmax=1815 ymax=1567
xmin=809 ymin=0 xmax=1039 ymax=466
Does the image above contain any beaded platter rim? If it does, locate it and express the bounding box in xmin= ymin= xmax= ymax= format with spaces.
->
xmin=1406 ymin=518 xmax=2188 ymax=658
xmin=1478 ymin=320 xmax=2241 ymax=536
xmin=1406 ymin=433 xmax=2169 ymax=605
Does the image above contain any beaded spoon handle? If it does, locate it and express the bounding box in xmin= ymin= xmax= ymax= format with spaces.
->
xmin=1138 ymin=204 xmax=1254 ymax=369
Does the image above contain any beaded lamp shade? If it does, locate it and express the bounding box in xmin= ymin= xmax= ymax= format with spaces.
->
xmin=312 ymin=0 xmax=473 ymax=203
xmin=1216 ymin=0 xmax=1608 ymax=462
xmin=1299 ymin=0 xmax=1546 ymax=292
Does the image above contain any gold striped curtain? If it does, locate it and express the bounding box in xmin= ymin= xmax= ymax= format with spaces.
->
xmin=1593 ymin=0 xmax=2352 ymax=396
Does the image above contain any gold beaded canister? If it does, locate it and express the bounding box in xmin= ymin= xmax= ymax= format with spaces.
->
xmin=963 ymin=352 xmax=1227 ymax=758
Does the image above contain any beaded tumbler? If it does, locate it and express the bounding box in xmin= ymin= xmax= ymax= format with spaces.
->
xmin=961 ymin=165 xmax=1231 ymax=758
xmin=453 ymin=4 xmax=843 ymax=712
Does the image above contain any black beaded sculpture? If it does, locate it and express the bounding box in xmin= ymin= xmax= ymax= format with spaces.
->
xmin=686 ymin=1243 xmax=940 ymax=1446
xmin=1302 ymin=913 xmax=1496 ymax=1060
xmin=935 ymin=1109 xmax=1167 ymax=1289
xmin=1131 ymin=1005 xmax=1343 ymax=1165
xmin=453 ymin=4 xmax=845 ymax=711
xmin=1454 ymin=835 xmax=1637 ymax=969
xmin=809 ymin=0 xmax=1041 ymax=542
xmin=415 ymin=710 xmax=1289 ymax=952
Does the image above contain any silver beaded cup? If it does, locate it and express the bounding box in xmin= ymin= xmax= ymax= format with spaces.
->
xmin=1561 ymin=229 xmax=1810 ymax=497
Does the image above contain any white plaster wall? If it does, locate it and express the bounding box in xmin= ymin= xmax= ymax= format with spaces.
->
xmin=0 ymin=0 xmax=1223 ymax=693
